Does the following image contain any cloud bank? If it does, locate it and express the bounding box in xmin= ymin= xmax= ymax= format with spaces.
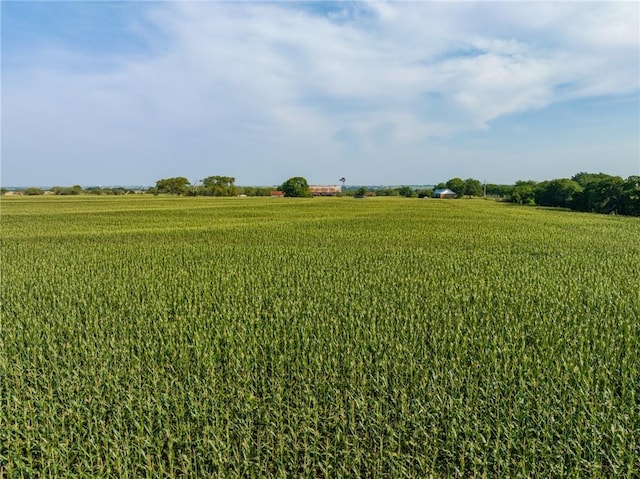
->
xmin=3 ymin=1 xmax=638 ymax=186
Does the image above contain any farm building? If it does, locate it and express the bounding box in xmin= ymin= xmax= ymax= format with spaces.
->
xmin=433 ymin=188 xmax=457 ymax=199
xmin=309 ymin=185 xmax=341 ymax=196
xmin=270 ymin=191 xmax=285 ymax=197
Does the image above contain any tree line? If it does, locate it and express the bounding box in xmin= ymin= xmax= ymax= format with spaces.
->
xmin=1 ymin=185 xmax=141 ymax=196
xmin=353 ymin=178 xmax=486 ymax=198
xmin=152 ymin=176 xmax=241 ymax=196
xmin=345 ymin=173 xmax=638 ymax=216
xmin=4 ymin=172 xmax=637 ymax=217
xmin=366 ymin=173 xmax=638 ymax=217
xmin=151 ymin=176 xmax=315 ymax=197
xmin=505 ymin=173 xmax=639 ymax=216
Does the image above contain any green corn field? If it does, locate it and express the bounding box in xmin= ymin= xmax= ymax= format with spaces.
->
xmin=1 ymin=195 xmax=638 ymax=478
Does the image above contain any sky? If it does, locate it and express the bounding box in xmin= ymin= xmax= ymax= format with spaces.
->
xmin=2 ymin=1 xmax=639 ymax=187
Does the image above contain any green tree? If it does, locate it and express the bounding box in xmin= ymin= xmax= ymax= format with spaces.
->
xmin=280 ymin=177 xmax=312 ymax=197
xmin=485 ymin=184 xmax=512 ymax=198
xmin=535 ymin=178 xmax=582 ymax=208
xmin=238 ymin=186 xmax=271 ymax=197
xmin=374 ymin=188 xmax=398 ymax=196
xmin=354 ymin=186 xmax=368 ymax=198
xmin=85 ymin=187 xmax=104 ymax=195
xmin=203 ymin=176 xmax=237 ymax=197
xmin=571 ymin=172 xmax=618 ymax=212
xmin=572 ymin=174 xmax=624 ymax=213
xmin=24 ymin=187 xmax=44 ymax=195
xmin=155 ymin=177 xmax=190 ymax=195
xmin=446 ymin=178 xmax=464 ymax=196
xmin=510 ymin=180 xmax=538 ymax=205
xmin=398 ymin=186 xmax=416 ymax=198
xmin=463 ymin=178 xmax=483 ymax=197
xmin=621 ymin=176 xmax=640 ymax=216
xmin=571 ymin=172 xmax=613 ymax=187
xmin=51 ymin=185 xmax=82 ymax=195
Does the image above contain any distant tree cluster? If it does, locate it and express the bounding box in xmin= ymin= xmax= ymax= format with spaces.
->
xmin=24 ymin=187 xmax=46 ymax=196
xmin=279 ymin=177 xmax=312 ymax=197
xmin=152 ymin=176 xmax=239 ymax=196
xmin=432 ymin=173 xmax=639 ymax=217
xmin=1 ymin=185 xmax=143 ymax=196
xmin=84 ymin=186 xmax=136 ymax=195
xmin=5 ymin=171 xmax=637 ymax=217
xmin=352 ymin=178 xmax=481 ymax=198
xmin=434 ymin=178 xmax=484 ymax=197
xmin=344 ymin=186 xmax=433 ymax=198
xmin=507 ymin=173 xmax=639 ymax=216
xmin=153 ymin=177 xmax=191 ymax=195
xmin=200 ymin=176 xmax=238 ymax=197
xmin=149 ymin=176 xmax=315 ymax=198
xmin=151 ymin=176 xmax=274 ymax=197
xmin=51 ymin=185 xmax=84 ymax=195
xmin=427 ymin=173 xmax=638 ymax=217
xmin=152 ymin=175 xmax=315 ymax=198
xmin=237 ymin=186 xmax=273 ymax=197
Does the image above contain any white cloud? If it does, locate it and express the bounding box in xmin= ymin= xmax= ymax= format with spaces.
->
xmin=145 ymin=1 xmax=637 ymax=134
xmin=2 ymin=1 xmax=638 ymax=185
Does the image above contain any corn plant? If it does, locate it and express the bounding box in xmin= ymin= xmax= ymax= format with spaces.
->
xmin=1 ymin=196 xmax=638 ymax=477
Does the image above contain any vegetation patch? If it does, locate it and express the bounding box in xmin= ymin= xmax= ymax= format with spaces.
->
xmin=1 ymin=196 xmax=638 ymax=477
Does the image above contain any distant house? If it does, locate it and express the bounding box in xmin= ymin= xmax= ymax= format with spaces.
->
xmin=433 ymin=188 xmax=457 ymax=199
xmin=309 ymin=185 xmax=341 ymax=196
xmin=270 ymin=191 xmax=285 ymax=197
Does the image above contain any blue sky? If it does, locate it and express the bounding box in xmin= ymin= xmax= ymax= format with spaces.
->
xmin=2 ymin=1 xmax=639 ymax=187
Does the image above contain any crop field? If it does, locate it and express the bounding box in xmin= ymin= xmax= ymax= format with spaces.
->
xmin=1 ymin=195 xmax=639 ymax=478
